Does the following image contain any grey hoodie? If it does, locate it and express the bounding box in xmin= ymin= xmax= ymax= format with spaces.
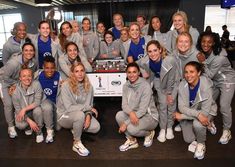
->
xmin=12 ymin=80 xmax=43 ymax=115
xmin=178 ymin=76 xmax=217 ymax=119
xmin=137 ymin=55 xmax=180 ymax=95
xmin=28 ymin=34 xmax=59 ymax=68
xmin=58 ymin=52 xmax=92 ymax=80
xmin=122 ymin=77 xmax=159 ymax=124
xmin=0 ymin=53 xmax=37 ymax=88
xmin=2 ymin=36 xmax=26 ymax=65
xmin=80 ymin=30 xmax=99 ymax=59
xmin=167 ymin=26 xmax=199 ymax=53
xmin=204 ymin=52 xmax=235 ymax=86
xmin=173 ymin=46 xmax=200 ymax=79
xmin=56 ymin=81 xmax=93 ymax=119
xmin=99 ymin=40 xmax=122 ymax=59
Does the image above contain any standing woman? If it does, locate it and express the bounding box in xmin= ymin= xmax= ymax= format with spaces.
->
xmin=175 ymin=61 xmax=217 ymax=160
xmin=167 ymin=11 xmax=199 ymax=53
xmin=58 ymin=21 xmax=87 ymax=60
xmin=138 ymin=40 xmax=180 ymax=142
xmin=2 ymin=22 xmax=30 ymax=65
xmin=28 ymin=20 xmax=59 ymax=69
xmin=80 ymin=17 xmax=99 ymax=64
xmin=148 ymin=16 xmax=169 ymax=52
xmin=56 ymin=62 xmax=100 ymax=156
xmin=12 ymin=68 xmax=45 ymax=143
xmin=99 ymin=31 xmax=122 ymax=59
xmin=116 ymin=63 xmax=159 ymax=151
xmin=58 ymin=42 xmax=92 ymax=80
xmin=109 ymin=13 xmax=124 ymax=40
xmin=0 ymin=43 xmax=38 ymax=138
xmin=127 ymin=22 xmax=151 ymax=63
xmin=196 ymin=31 xmax=235 ymax=144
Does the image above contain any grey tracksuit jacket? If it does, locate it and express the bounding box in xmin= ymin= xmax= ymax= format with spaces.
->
xmin=204 ymin=52 xmax=235 ymax=130
xmin=12 ymin=81 xmax=44 ymax=131
xmin=2 ymin=36 xmax=26 ymax=65
xmin=80 ymin=30 xmax=99 ymax=60
xmin=99 ymin=40 xmax=123 ymax=59
xmin=28 ymin=34 xmax=59 ymax=68
xmin=116 ymin=77 xmax=159 ymax=137
xmin=178 ymin=76 xmax=217 ymax=143
xmin=58 ymin=53 xmax=92 ymax=80
xmin=167 ymin=26 xmax=199 ymax=53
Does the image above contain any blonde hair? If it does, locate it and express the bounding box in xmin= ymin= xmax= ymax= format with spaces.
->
xmin=69 ymin=62 xmax=91 ymax=95
xmin=172 ymin=11 xmax=189 ymax=32
xmin=146 ymin=40 xmax=167 ymax=59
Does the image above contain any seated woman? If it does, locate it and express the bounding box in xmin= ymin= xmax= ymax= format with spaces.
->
xmin=99 ymin=31 xmax=122 ymax=59
xmin=174 ymin=61 xmax=217 ymax=160
xmin=56 ymin=62 xmax=100 ymax=157
xmin=138 ymin=40 xmax=180 ymax=143
xmin=12 ymin=68 xmax=47 ymax=143
xmin=58 ymin=41 xmax=92 ymax=80
xmin=116 ymin=63 xmax=159 ymax=151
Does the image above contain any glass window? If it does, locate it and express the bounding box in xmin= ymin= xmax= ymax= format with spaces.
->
xmin=0 ymin=13 xmax=22 ymax=49
xmin=205 ymin=5 xmax=235 ymax=40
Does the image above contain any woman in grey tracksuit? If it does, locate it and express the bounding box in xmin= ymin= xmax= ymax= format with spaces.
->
xmin=28 ymin=21 xmax=59 ymax=69
xmin=12 ymin=68 xmax=46 ymax=143
xmin=167 ymin=11 xmax=199 ymax=53
xmin=138 ymin=40 xmax=180 ymax=142
xmin=80 ymin=17 xmax=99 ymax=63
xmin=58 ymin=41 xmax=92 ymax=80
xmin=99 ymin=31 xmax=123 ymax=59
xmin=196 ymin=31 xmax=235 ymax=144
xmin=175 ymin=61 xmax=217 ymax=160
xmin=58 ymin=21 xmax=87 ymax=61
xmin=2 ymin=22 xmax=29 ymax=65
xmin=116 ymin=63 xmax=159 ymax=151
xmin=56 ymin=62 xmax=100 ymax=156
xmin=0 ymin=43 xmax=38 ymax=138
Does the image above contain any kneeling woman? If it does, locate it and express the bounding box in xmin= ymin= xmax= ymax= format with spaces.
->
xmin=174 ymin=61 xmax=217 ymax=160
xmin=116 ymin=63 xmax=159 ymax=151
xmin=12 ymin=68 xmax=44 ymax=143
xmin=56 ymin=62 xmax=100 ymax=156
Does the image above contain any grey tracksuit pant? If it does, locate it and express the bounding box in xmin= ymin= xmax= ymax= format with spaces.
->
xmin=153 ymin=78 xmax=175 ymax=130
xmin=2 ymin=85 xmax=14 ymax=127
xmin=180 ymin=115 xmax=213 ymax=144
xmin=58 ymin=111 xmax=100 ymax=141
xmin=213 ymin=83 xmax=235 ymax=130
xmin=115 ymin=111 xmax=158 ymax=137
xmin=41 ymin=99 xmax=54 ymax=130
xmin=15 ymin=106 xmax=43 ymax=134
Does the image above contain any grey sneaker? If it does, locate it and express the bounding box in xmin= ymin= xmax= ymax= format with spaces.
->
xmin=194 ymin=143 xmax=206 ymax=160
xmin=8 ymin=126 xmax=17 ymax=138
xmin=46 ymin=129 xmax=54 ymax=143
xmin=119 ymin=138 xmax=139 ymax=151
xmin=72 ymin=141 xmax=90 ymax=156
xmin=219 ymin=129 xmax=232 ymax=144
xmin=144 ymin=130 xmax=155 ymax=147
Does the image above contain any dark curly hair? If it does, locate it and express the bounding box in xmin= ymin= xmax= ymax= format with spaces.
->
xmin=196 ymin=31 xmax=222 ymax=55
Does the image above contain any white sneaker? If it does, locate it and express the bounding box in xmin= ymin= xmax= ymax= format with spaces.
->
xmin=25 ymin=129 xmax=33 ymax=136
xmin=207 ymin=121 xmax=217 ymax=135
xmin=46 ymin=129 xmax=54 ymax=143
xmin=72 ymin=141 xmax=90 ymax=156
xmin=194 ymin=143 xmax=206 ymax=160
xmin=119 ymin=137 xmax=139 ymax=151
xmin=219 ymin=129 xmax=232 ymax=144
xmin=8 ymin=126 xmax=17 ymax=138
xmin=157 ymin=129 xmax=166 ymax=143
xmin=144 ymin=130 xmax=155 ymax=147
xmin=188 ymin=141 xmax=197 ymax=153
xmin=174 ymin=124 xmax=182 ymax=132
xmin=36 ymin=133 xmax=44 ymax=143
xmin=166 ymin=128 xmax=174 ymax=140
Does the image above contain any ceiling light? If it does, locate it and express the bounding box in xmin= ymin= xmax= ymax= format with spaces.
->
xmin=35 ymin=0 xmax=52 ymax=7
